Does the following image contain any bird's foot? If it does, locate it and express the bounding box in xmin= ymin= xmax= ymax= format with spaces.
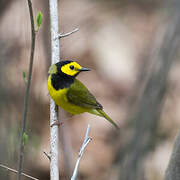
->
xmin=50 ymin=121 xmax=63 ymax=127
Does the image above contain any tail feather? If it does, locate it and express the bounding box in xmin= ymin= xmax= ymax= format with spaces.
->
xmin=95 ymin=109 xmax=119 ymax=129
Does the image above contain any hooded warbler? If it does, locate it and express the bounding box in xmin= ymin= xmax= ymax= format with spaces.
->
xmin=48 ymin=60 xmax=119 ymax=129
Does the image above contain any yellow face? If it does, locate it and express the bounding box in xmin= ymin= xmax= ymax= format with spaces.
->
xmin=61 ymin=62 xmax=82 ymax=76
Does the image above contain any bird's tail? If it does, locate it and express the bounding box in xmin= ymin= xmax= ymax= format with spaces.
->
xmin=93 ymin=109 xmax=119 ymax=129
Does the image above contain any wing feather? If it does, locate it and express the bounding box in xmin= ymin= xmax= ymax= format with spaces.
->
xmin=67 ymin=79 xmax=102 ymax=109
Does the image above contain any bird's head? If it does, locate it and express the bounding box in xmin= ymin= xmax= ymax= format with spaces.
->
xmin=48 ymin=60 xmax=90 ymax=77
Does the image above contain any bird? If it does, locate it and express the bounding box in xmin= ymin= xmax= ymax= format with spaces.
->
xmin=48 ymin=60 xmax=119 ymax=129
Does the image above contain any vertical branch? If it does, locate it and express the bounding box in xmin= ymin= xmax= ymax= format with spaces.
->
xmin=49 ymin=0 xmax=60 ymax=179
xmin=17 ymin=0 xmax=36 ymax=179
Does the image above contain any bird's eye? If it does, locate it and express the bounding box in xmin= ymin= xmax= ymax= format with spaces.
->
xmin=70 ymin=65 xmax=74 ymax=70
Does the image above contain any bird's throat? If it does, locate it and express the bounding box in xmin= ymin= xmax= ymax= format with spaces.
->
xmin=51 ymin=73 xmax=74 ymax=90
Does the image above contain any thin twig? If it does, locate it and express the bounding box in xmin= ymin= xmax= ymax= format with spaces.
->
xmin=43 ymin=149 xmax=51 ymax=161
xmin=57 ymin=27 xmax=79 ymax=39
xmin=71 ymin=124 xmax=92 ymax=180
xmin=0 ymin=164 xmax=39 ymax=180
xmin=17 ymin=0 xmax=36 ymax=179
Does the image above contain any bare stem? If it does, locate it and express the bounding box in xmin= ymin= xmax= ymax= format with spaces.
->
xmin=57 ymin=27 xmax=79 ymax=39
xmin=0 ymin=164 xmax=39 ymax=180
xmin=71 ymin=124 xmax=92 ymax=180
xmin=17 ymin=0 xmax=36 ymax=179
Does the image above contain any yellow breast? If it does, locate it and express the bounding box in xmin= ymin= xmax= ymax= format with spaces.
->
xmin=48 ymin=75 xmax=89 ymax=115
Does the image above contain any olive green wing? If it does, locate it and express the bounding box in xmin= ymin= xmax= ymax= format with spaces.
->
xmin=67 ymin=79 xmax=103 ymax=109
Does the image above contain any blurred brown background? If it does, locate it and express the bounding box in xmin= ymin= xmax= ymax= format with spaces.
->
xmin=0 ymin=0 xmax=180 ymax=179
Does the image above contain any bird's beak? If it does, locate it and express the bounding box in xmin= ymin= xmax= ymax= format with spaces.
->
xmin=77 ymin=67 xmax=90 ymax=72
